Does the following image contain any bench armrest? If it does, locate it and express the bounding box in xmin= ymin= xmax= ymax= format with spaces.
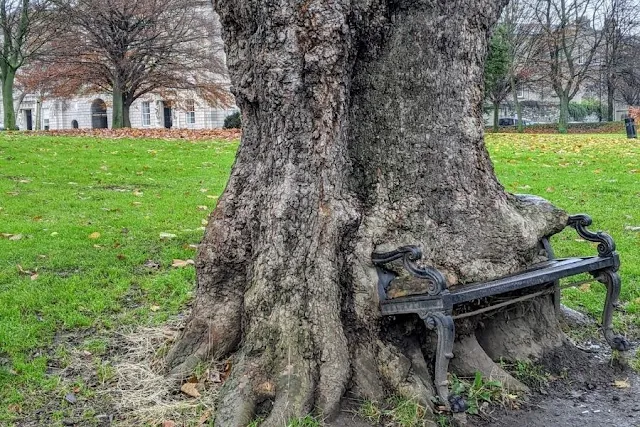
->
xmin=372 ymin=245 xmax=448 ymax=300
xmin=567 ymin=214 xmax=616 ymax=257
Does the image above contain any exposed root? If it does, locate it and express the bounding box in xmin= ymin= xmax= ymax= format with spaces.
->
xmin=477 ymin=297 xmax=567 ymax=362
xmin=451 ymin=334 xmax=528 ymax=393
xmin=350 ymin=343 xmax=385 ymax=402
xmin=213 ymin=355 xmax=261 ymax=427
xmin=165 ymin=285 xmax=243 ymax=377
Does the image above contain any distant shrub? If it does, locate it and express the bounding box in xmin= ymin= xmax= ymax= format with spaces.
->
xmin=223 ymin=111 xmax=241 ymax=129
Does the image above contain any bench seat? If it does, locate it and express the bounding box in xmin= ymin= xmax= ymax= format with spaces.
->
xmin=372 ymin=214 xmax=629 ymax=412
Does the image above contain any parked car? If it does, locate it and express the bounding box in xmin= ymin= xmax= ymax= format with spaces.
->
xmin=498 ymin=117 xmax=534 ymax=126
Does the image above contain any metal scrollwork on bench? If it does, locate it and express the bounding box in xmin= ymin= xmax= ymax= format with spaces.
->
xmin=372 ymin=245 xmax=448 ymax=299
xmin=568 ymin=214 xmax=616 ymax=258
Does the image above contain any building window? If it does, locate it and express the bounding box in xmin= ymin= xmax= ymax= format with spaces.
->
xmin=577 ymin=46 xmax=584 ymax=65
xmin=517 ymin=86 xmax=525 ymax=99
xmin=141 ymin=101 xmax=151 ymax=126
xmin=186 ymin=99 xmax=195 ymax=125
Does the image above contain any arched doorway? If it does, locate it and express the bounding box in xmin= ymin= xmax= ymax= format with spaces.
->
xmin=71 ymin=120 xmax=79 ymax=129
xmin=91 ymin=99 xmax=108 ymax=129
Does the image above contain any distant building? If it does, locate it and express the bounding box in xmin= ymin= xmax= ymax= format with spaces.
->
xmin=1 ymin=8 xmax=239 ymax=131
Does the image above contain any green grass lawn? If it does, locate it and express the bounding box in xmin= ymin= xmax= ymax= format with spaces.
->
xmin=0 ymin=132 xmax=638 ymax=424
xmin=0 ymin=134 xmax=236 ymax=423
xmin=488 ymin=133 xmax=640 ymax=327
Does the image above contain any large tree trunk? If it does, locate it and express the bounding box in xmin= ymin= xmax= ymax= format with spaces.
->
xmin=2 ymin=69 xmax=17 ymax=130
xmin=607 ymin=72 xmax=615 ymax=122
xmin=510 ymin=73 xmax=524 ymax=133
xmin=111 ymin=81 xmax=124 ymax=129
xmin=167 ymin=1 xmax=569 ymax=425
xmin=558 ymin=92 xmax=569 ymax=133
xmin=123 ymin=103 xmax=132 ymax=128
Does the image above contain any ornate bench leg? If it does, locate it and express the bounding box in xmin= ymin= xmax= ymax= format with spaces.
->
xmin=422 ymin=312 xmax=461 ymax=411
xmin=596 ymin=270 xmax=631 ymax=351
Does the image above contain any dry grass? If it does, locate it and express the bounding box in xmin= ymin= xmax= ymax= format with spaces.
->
xmin=99 ymin=319 xmax=220 ymax=426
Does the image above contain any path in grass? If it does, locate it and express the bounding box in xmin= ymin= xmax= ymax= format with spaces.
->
xmin=0 ymin=132 xmax=638 ymax=425
xmin=0 ymin=134 xmax=236 ymax=423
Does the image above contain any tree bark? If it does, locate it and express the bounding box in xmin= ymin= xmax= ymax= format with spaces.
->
xmin=111 ymin=81 xmax=124 ymax=129
xmin=607 ymin=72 xmax=615 ymax=122
xmin=493 ymin=100 xmax=499 ymax=132
xmin=2 ymin=69 xmax=17 ymax=130
xmin=167 ymin=1 xmax=569 ymax=425
xmin=510 ymin=73 xmax=524 ymax=133
xmin=558 ymin=93 xmax=569 ymax=133
xmin=123 ymin=103 xmax=131 ymax=128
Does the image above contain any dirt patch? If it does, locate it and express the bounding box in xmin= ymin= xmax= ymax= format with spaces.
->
xmin=475 ymin=342 xmax=640 ymax=427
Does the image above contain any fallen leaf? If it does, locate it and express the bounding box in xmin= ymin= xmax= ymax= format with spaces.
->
xmin=197 ymin=205 xmax=208 ymax=211
xmin=133 ymin=190 xmax=144 ymax=197
xmin=198 ymin=410 xmax=212 ymax=425
xmin=30 ymin=273 xmax=39 ymax=281
xmin=180 ymin=382 xmax=201 ymax=398
xmin=50 ymin=232 xmax=59 ymax=237
xmin=223 ymin=360 xmax=232 ymax=378
xmin=624 ymin=226 xmax=640 ymax=232
xmin=64 ymin=393 xmax=77 ymax=404
xmin=172 ymin=259 xmax=195 ymax=268
xmin=209 ymin=370 xmax=221 ymax=383
xmin=150 ymin=305 xmax=161 ymax=312
xmin=163 ymin=421 xmax=176 ymax=427
xmin=143 ymin=260 xmax=160 ymax=269
xmin=579 ymin=283 xmax=591 ymax=292
xmin=159 ymin=232 xmax=177 ymax=239
xmin=88 ymin=232 xmax=101 ymax=239
xmin=614 ymin=379 xmax=631 ymax=388
xmin=201 ymin=219 xmax=208 ymax=226
xmin=9 ymin=234 xmax=23 ymax=241
xmin=7 ymin=404 xmax=21 ymax=413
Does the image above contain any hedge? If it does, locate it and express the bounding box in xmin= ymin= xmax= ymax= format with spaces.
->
xmin=486 ymin=121 xmax=625 ymax=134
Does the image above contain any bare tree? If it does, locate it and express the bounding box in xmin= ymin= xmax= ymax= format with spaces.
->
xmin=502 ymin=0 xmax=547 ymax=131
xmin=531 ymin=0 xmax=605 ymax=132
xmin=602 ymin=0 xmax=639 ymax=121
xmin=0 ymin=0 xmax=56 ymax=129
xmin=50 ymin=0 xmax=231 ymax=128
xmin=617 ymin=36 xmax=640 ymax=106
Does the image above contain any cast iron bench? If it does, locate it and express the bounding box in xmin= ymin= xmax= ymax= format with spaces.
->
xmin=372 ymin=214 xmax=630 ymax=411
